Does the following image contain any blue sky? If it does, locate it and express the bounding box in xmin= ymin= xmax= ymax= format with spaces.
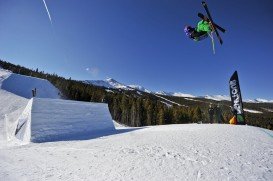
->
xmin=0 ymin=0 xmax=273 ymax=99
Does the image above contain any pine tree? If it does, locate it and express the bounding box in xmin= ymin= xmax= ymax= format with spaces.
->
xmin=193 ymin=106 xmax=202 ymax=123
xmin=157 ymin=103 xmax=165 ymax=125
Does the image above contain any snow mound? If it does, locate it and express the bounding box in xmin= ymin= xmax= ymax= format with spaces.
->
xmin=15 ymin=98 xmax=115 ymax=143
xmin=0 ymin=68 xmax=60 ymax=99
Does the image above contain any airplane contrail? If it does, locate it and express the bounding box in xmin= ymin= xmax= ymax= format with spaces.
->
xmin=42 ymin=0 xmax=52 ymax=24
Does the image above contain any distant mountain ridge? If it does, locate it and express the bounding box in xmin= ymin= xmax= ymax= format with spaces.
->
xmin=85 ymin=78 xmax=273 ymax=103
xmin=85 ymin=78 xmax=134 ymax=91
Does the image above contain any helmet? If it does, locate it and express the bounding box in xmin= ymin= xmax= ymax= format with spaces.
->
xmin=184 ymin=26 xmax=194 ymax=37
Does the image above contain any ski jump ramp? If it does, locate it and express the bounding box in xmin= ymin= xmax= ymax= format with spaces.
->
xmin=15 ymin=98 xmax=115 ymax=143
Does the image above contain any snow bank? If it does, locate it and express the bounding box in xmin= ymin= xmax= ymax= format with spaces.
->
xmin=15 ymin=98 xmax=115 ymax=143
xmin=0 ymin=69 xmax=60 ymax=99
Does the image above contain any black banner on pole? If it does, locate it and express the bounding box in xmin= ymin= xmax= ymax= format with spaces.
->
xmin=229 ymin=71 xmax=246 ymax=125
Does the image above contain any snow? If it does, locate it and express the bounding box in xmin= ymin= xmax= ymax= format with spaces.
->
xmin=245 ymin=98 xmax=273 ymax=103
xmin=85 ymin=79 xmax=153 ymax=93
xmin=128 ymin=84 xmax=152 ymax=93
xmin=244 ymin=109 xmax=263 ymax=114
xmin=0 ymin=68 xmax=60 ymax=99
xmin=14 ymin=98 xmax=33 ymax=144
xmin=202 ymin=95 xmax=231 ymax=101
xmin=112 ymin=120 xmax=129 ymax=128
xmin=155 ymin=94 xmax=185 ymax=107
xmin=172 ymin=92 xmax=196 ymax=98
xmin=155 ymin=91 xmax=169 ymax=95
xmin=85 ymin=78 xmax=134 ymax=91
xmin=255 ymin=98 xmax=273 ymax=103
xmin=0 ymin=89 xmax=28 ymax=145
xmin=105 ymin=89 xmax=114 ymax=93
xmin=261 ymin=108 xmax=273 ymax=113
xmin=184 ymin=97 xmax=204 ymax=102
xmin=160 ymin=101 xmax=173 ymax=107
xmin=15 ymin=98 xmax=115 ymax=143
xmin=155 ymin=91 xmax=196 ymax=98
xmin=0 ymin=124 xmax=273 ymax=180
xmin=136 ymin=91 xmax=143 ymax=95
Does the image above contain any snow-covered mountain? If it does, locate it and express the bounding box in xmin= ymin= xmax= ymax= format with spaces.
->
xmin=85 ymin=78 xmax=153 ymax=93
xmin=85 ymin=77 xmax=273 ymax=103
xmin=85 ymin=78 xmax=134 ymax=91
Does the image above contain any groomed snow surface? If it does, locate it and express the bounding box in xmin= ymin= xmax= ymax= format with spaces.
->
xmin=1 ymin=124 xmax=273 ymax=180
xmin=1 ymin=68 xmax=273 ymax=180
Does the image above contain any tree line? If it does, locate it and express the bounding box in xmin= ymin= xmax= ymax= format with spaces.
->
xmin=0 ymin=60 xmax=204 ymax=126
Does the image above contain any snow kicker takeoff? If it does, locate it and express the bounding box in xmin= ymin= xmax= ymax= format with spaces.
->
xmin=184 ymin=1 xmax=225 ymax=53
xmin=229 ymin=71 xmax=246 ymax=125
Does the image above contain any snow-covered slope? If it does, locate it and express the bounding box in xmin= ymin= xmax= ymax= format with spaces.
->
xmin=1 ymin=124 xmax=272 ymax=180
xmin=155 ymin=91 xmax=196 ymax=98
xmin=15 ymin=98 xmax=115 ymax=143
xmin=245 ymin=98 xmax=273 ymax=103
xmin=0 ymin=68 xmax=60 ymax=99
xmin=244 ymin=109 xmax=263 ymax=114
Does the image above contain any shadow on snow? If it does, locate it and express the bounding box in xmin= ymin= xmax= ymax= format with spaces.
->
xmin=32 ymin=127 xmax=143 ymax=143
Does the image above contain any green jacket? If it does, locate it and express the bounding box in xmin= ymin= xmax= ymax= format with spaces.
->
xmin=196 ymin=20 xmax=212 ymax=33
